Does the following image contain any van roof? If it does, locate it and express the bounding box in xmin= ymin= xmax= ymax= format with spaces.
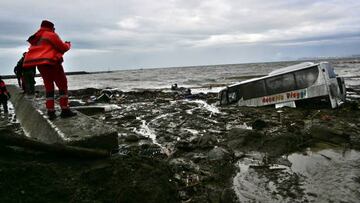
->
xmin=268 ymin=62 xmax=318 ymax=75
xmin=227 ymin=62 xmax=323 ymax=88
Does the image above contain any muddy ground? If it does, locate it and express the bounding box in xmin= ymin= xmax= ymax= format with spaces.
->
xmin=1 ymin=86 xmax=360 ymax=202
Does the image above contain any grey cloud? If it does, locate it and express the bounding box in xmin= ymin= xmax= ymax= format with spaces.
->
xmin=1 ymin=0 xmax=360 ymax=75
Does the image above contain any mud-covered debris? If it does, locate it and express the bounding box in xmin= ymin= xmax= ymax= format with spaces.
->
xmin=68 ymin=100 xmax=85 ymax=107
xmin=228 ymin=128 xmax=252 ymax=137
xmin=68 ymin=88 xmax=100 ymax=97
xmin=96 ymin=93 xmax=111 ymax=103
xmin=320 ymin=114 xmax=333 ymax=121
xmin=221 ymin=188 xmax=238 ymax=203
xmin=185 ymin=93 xmax=207 ymax=100
xmin=171 ymin=83 xmax=178 ymax=90
xmin=120 ymin=114 xmax=137 ymax=121
xmin=124 ymin=134 xmax=140 ymax=142
xmin=170 ymin=83 xmax=191 ymax=96
xmin=175 ymin=140 xmax=196 ymax=151
xmin=154 ymin=98 xmax=172 ymax=103
xmin=196 ymin=134 xmax=218 ymax=148
xmin=138 ymin=145 xmax=165 ymax=158
xmin=207 ymin=147 xmax=231 ymax=161
xmin=285 ymin=123 xmax=301 ymax=133
xmin=100 ymin=89 xmax=113 ymax=95
xmin=309 ymin=125 xmax=350 ymax=143
xmin=72 ymin=106 xmax=105 ymax=115
xmin=186 ymin=152 xmax=207 ymax=163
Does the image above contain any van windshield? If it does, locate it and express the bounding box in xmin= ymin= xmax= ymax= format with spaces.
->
xmin=327 ymin=67 xmax=337 ymax=78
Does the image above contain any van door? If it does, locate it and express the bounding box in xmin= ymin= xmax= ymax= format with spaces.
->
xmin=219 ymin=89 xmax=229 ymax=105
xmin=320 ymin=62 xmax=342 ymax=108
xmin=336 ymin=77 xmax=346 ymax=101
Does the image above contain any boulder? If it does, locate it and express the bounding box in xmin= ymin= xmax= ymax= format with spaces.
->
xmin=220 ymin=188 xmax=237 ymax=203
xmin=228 ymin=128 xmax=252 ymax=138
xmin=197 ymin=134 xmax=217 ymax=148
xmin=207 ymin=147 xmax=230 ymax=161
xmin=124 ymin=134 xmax=140 ymax=142
xmin=252 ymin=119 xmax=267 ymax=130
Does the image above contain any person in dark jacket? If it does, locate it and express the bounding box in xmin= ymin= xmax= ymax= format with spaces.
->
xmin=23 ymin=20 xmax=76 ymax=120
xmin=14 ymin=53 xmax=25 ymax=90
xmin=0 ymin=76 xmax=10 ymax=113
xmin=14 ymin=52 xmax=36 ymax=94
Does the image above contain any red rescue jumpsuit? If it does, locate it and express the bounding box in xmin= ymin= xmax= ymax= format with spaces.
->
xmin=23 ymin=26 xmax=71 ymax=112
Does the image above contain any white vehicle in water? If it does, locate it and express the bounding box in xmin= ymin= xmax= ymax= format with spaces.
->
xmin=219 ymin=62 xmax=346 ymax=108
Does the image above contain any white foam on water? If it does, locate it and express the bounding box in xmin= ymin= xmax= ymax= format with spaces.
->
xmin=235 ymin=123 xmax=253 ymax=130
xmin=103 ymin=104 xmax=121 ymax=111
xmin=69 ymin=99 xmax=86 ymax=105
xmin=133 ymin=116 xmax=173 ymax=156
xmin=150 ymin=113 xmax=173 ymax=123
xmin=347 ymin=95 xmax=360 ymax=99
xmin=134 ymin=120 xmax=157 ymax=143
xmin=184 ymin=128 xmax=199 ymax=135
xmin=183 ymin=100 xmax=221 ymax=115
xmin=190 ymin=86 xmax=224 ymax=94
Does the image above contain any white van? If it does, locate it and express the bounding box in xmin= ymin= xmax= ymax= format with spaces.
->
xmin=219 ymin=62 xmax=346 ymax=108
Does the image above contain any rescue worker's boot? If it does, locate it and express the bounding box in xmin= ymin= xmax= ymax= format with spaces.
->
xmin=60 ymin=109 xmax=77 ymax=118
xmin=47 ymin=110 xmax=56 ymax=120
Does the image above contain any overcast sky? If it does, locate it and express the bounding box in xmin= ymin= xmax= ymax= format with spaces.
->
xmin=1 ymin=0 xmax=360 ymax=75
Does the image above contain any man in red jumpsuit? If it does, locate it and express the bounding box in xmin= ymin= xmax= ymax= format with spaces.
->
xmin=23 ymin=20 xmax=76 ymax=120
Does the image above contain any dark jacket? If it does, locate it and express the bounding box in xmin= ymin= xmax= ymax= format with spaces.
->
xmin=14 ymin=56 xmax=25 ymax=77
xmin=0 ymin=79 xmax=10 ymax=100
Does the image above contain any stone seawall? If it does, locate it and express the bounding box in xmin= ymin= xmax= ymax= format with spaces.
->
xmin=7 ymin=85 xmax=118 ymax=152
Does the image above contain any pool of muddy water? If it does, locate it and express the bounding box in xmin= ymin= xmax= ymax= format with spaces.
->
xmin=234 ymin=146 xmax=360 ymax=202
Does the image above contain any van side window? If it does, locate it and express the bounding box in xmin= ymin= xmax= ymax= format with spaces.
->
xmin=294 ymin=66 xmax=319 ymax=89
xmin=240 ymin=80 xmax=267 ymax=99
xmin=265 ymin=73 xmax=296 ymax=95
xmin=327 ymin=67 xmax=337 ymax=78
xmin=228 ymin=91 xmax=237 ymax=103
xmin=227 ymin=86 xmax=242 ymax=103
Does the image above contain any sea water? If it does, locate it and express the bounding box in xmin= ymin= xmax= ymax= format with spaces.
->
xmin=4 ymin=58 xmax=360 ymax=92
